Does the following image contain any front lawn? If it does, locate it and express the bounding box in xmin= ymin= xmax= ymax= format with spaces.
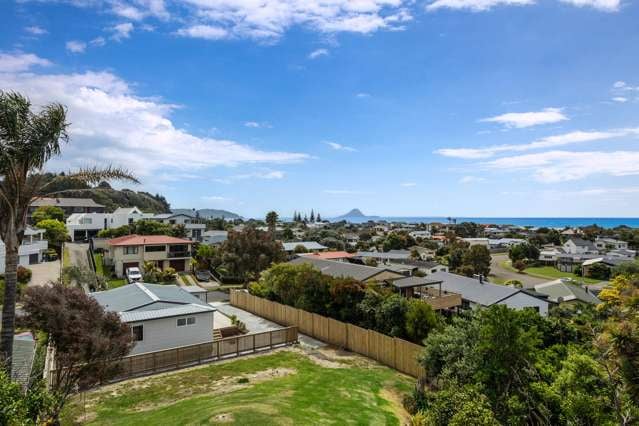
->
xmin=501 ymin=261 xmax=601 ymax=284
xmin=93 ymin=253 xmax=126 ymax=289
xmin=61 ymin=349 xmax=413 ymax=425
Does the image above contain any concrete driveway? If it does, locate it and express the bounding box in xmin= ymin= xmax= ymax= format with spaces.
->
xmin=65 ymin=242 xmax=91 ymax=270
xmin=28 ymin=260 xmax=60 ymax=286
xmin=210 ymin=302 xmax=325 ymax=349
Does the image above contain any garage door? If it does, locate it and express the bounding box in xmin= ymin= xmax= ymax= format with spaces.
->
xmin=169 ymin=259 xmax=186 ymax=271
xmin=123 ymin=262 xmax=139 ymax=272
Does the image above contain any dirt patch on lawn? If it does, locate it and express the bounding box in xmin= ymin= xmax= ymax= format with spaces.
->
xmin=129 ymin=367 xmax=296 ymax=413
xmin=212 ymin=412 xmax=234 ymax=423
xmin=380 ymin=388 xmax=411 ymax=426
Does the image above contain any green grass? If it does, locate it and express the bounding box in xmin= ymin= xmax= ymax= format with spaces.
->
xmin=93 ymin=253 xmax=105 ymax=276
xmin=500 ymin=261 xmax=601 ymax=284
xmin=61 ymin=350 xmax=413 ymax=425
xmin=63 ymin=246 xmax=71 ymax=268
xmin=107 ymin=278 xmax=127 ymax=289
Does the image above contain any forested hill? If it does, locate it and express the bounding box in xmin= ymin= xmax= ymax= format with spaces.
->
xmin=40 ymin=173 xmax=171 ymax=213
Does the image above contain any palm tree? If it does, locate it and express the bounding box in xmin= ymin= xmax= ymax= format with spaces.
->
xmin=265 ymin=211 xmax=278 ymax=238
xmin=0 ymin=91 xmax=138 ymax=373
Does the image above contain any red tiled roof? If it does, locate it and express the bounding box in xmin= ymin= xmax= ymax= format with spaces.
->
xmin=301 ymin=251 xmax=354 ymax=260
xmin=107 ymin=234 xmax=193 ymax=246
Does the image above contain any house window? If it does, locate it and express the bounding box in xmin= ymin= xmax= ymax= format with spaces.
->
xmin=177 ymin=317 xmax=196 ymax=327
xmin=145 ymin=245 xmax=166 ymax=252
xmin=131 ymin=325 xmax=143 ymax=341
xmin=80 ymin=218 xmax=92 ymax=224
xmin=124 ymin=246 xmax=138 ymax=255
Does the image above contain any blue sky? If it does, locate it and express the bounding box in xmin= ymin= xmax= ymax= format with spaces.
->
xmin=1 ymin=0 xmax=638 ymax=218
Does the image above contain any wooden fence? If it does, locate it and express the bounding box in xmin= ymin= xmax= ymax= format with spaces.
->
xmin=230 ymin=291 xmax=425 ymax=378
xmin=47 ymin=327 xmax=298 ymax=386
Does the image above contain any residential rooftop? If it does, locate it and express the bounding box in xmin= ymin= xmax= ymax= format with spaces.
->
xmin=107 ymin=234 xmax=193 ymax=246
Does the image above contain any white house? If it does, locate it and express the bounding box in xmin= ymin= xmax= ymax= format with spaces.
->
xmin=66 ymin=206 xmax=155 ymax=241
xmin=563 ymin=238 xmax=598 ymax=255
xmin=409 ymin=230 xmax=432 ymax=240
xmin=595 ymin=237 xmax=629 ymax=252
xmin=0 ymin=227 xmax=48 ymax=274
xmin=151 ymin=213 xmax=206 ymax=242
xmin=92 ymin=283 xmax=216 ymax=355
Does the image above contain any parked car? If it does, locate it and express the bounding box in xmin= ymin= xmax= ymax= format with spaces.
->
xmin=126 ymin=267 xmax=142 ymax=283
xmin=195 ymin=270 xmax=211 ymax=282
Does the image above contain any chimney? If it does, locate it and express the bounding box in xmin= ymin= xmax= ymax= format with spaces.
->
xmin=474 ymin=273 xmax=484 ymax=284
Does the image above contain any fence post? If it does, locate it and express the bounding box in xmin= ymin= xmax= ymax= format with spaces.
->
xmin=252 ymin=334 xmax=256 ymax=354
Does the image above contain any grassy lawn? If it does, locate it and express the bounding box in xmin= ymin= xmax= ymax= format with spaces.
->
xmin=61 ymin=350 xmax=413 ymax=425
xmin=92 ymin=253 xmax=126 ymax=289
xmin=500 ymin=261 xmax=601 ymax=284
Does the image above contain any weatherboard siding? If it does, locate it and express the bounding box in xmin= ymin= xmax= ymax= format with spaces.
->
xmin=128 ymin=311 xmax=215 ymax=355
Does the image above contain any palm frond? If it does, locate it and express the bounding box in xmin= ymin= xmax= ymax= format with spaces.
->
xmin=39 ymin=166 xmax=139 ymax=197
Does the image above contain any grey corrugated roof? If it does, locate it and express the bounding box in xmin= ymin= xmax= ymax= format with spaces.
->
xmin=120 ymin=303 xmax=214 ymax=322
xmin=428 ymin=271 xmax=520 ymax=306
xmin=356 ymin=251 xmax=411 ymax=260
xmin=568 ymin=238 xmax=597 ymax=249
xmin=92 ymin=283 xmax=213 ymax=320
xmin=391 ymin=276 xmax=443 ymax=289
xmin=282 ymin=241 xmax=328 ymax=251
xmin=289 ymin=257 xmax=401 ymax=281
xmin=534 ymin=280 xmax=601 ymax=305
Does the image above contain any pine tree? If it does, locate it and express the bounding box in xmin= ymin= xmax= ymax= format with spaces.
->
xmin=303 ymin=214 xmax=308 ymax=223
xmin=310 ymin=209 xmax=315 ymax=222
xmin=317 ymin=213 xmax=322 ymax=222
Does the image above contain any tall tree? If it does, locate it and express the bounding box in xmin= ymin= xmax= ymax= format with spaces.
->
xmin=265 ymin=210 xmax=278 ymax=237
xmin=310 ymin=209 xmax=315 ymax=222
xmin=20 ymin=283 xmax=133 ymax=418
xmin=0 ymin=91 xmax=137 ymax=373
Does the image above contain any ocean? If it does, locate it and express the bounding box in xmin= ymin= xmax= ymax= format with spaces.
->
xmin=333 ymin=217 xmax=639 ymax=229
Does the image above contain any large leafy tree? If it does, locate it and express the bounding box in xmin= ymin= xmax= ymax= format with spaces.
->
xmin=0 ymin=91 xmax=137 ymax=372
xmin=218 ymin=227 xmax=285 ymax=283
xmin=20 ymin=283 xmax=133 ymax=418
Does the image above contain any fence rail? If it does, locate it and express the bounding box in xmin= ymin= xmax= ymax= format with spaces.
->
xmin=230 ymin=291 xmax=425 ymax=379
xmin=47 ymin=327 xmax=298 ymax=386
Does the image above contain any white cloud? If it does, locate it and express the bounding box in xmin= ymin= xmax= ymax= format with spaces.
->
xmin=613 ymin=81 xmax=627 ymax=89
xmin=612 ymin=80 xmax=639 ymax=92
xmin=459 ymin=175 xmax=486 ymax=184
xmin=308 ymin=48 xmax=329 ymax=59
xmin=25 ymin=26 xmax=47 ymax=36
xmin=426 ymin=0 xmax=534 ymax=12
xmin=612 ymin=97 xmax=628 ymax=103
xmin=111 ymin=0 xmax=170 ymax=20
xmin=65 ymin=40 xmax=87 ymax=53
xmin=436 ymin=129 xmax=634 ymax=159
xmin=0 ymin=52 xmax=51 ymax=72
xmin=176 ymin=25 xmax=229 ymax=40
xmin=110 ymin=22 xmax=134 ymax=41
xmin=325 ymin=141 xmax=356 ymax=152
xmin=172 ymin=0 xmax=413 ymax=41
xmin=479 ymin=107 xmax=568 ymax=128
xmin=90 ymin=37 xmax=107 ymax=47
xmin=400 ymin=182 xmax=417 ymax=187
xmin=558 ymin=0 xmax=619 ymax=11
xmin=0 ymin=52 xmax=309 ymax=178
xmin=484 ymin=150 xmax=639 ymax=183
xmin=244 ymin=121 xmax=272 ymax=129
xmin=356 ymin=92 xmax=371 ymax=98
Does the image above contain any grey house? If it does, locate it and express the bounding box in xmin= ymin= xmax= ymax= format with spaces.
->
xmin=92 ymin=283 xmax=216 ymax=355
xmin=427 ymin=271 xmax=551 ymax=316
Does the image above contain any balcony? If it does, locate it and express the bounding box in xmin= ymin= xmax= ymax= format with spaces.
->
xmin=168 ymin=251 xmax=192 ymax=258
xmin=417 ymin=287 xmax=462 ymax=310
